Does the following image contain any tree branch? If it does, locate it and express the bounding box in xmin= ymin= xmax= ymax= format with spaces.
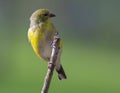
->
xmin=41 ymin=33 xmax=60 ymax=93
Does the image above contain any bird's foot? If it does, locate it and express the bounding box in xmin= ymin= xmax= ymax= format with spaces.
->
xmin=48 ymin=62 xmax=55 ymax=69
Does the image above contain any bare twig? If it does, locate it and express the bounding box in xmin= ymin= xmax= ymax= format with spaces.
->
xmin=41 ymin=33 xmax=60 ymax=93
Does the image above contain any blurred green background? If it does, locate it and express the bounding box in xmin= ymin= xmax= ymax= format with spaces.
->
xmin=0 ymin=0 xmax=120 ymax=93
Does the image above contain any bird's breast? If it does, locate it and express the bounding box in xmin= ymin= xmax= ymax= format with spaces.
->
xmin=28 ymin=27 xmax=53 ymax=61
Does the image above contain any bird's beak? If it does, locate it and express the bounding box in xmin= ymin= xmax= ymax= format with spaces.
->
xmin=49 ymin=13 xmax=56 ymax=17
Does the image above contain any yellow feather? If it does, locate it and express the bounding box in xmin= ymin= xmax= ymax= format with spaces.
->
xmin=28 ymin=19 xmax=60 ymax=61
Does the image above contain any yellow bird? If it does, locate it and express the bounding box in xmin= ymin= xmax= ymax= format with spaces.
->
xmin=28 ymin=9 xmax=67 ymax=80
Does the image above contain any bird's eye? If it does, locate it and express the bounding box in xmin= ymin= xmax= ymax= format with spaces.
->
xmin=43 ymin=13 xmax=48 ymax=16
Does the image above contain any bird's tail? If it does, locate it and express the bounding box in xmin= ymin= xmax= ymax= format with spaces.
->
xmin=56 ymin=65 xmax=67 ymax=80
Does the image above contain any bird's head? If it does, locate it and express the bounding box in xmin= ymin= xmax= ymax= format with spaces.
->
xmin=30 ymin=9 xmax=56 ymax=23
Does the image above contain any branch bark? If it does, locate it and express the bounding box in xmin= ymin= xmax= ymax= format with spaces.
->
xmin=41 ymin=33 xmax=60 ymax=93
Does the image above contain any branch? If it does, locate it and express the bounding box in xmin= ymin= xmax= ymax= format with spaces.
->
xmin=41 ymin=33 xmax=60 ymax=93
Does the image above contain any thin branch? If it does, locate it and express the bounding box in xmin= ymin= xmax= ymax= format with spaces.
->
xmin=41 ymin=33 xmax=60 ymax=93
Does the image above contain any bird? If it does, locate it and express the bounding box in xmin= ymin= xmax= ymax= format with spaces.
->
xmin=28 ymin=9 xmax=67 ymax=80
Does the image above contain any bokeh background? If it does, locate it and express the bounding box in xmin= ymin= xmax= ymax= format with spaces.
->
xmin=0 ymin=0 xmax=120 ymax=93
